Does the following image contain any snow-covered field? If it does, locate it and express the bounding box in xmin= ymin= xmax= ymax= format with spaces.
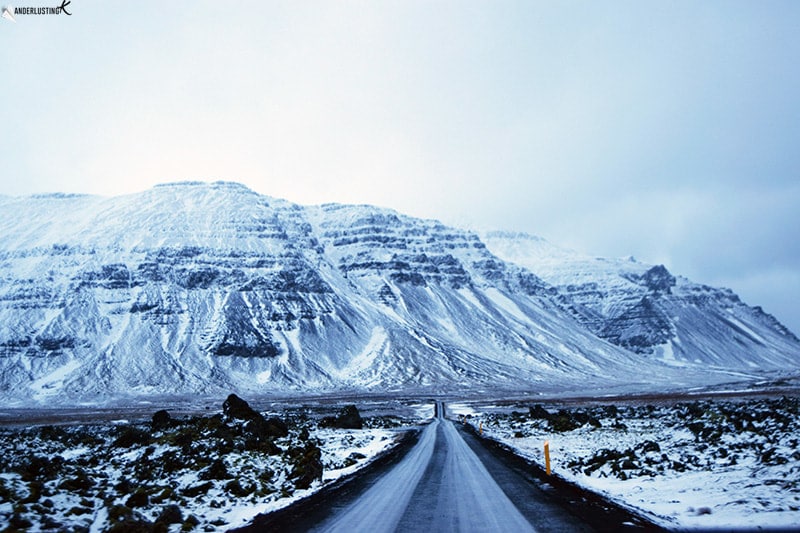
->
xmin=0 ymin=397 xmax=428 ymax=532
xmin=457 ymin=396 xmax=800 ymax=530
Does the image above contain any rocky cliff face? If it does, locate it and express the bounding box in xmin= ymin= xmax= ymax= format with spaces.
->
xmin=0 ymin=183 xmax=797 ymax=404
xmin=483 ymin=231 xmax=799 ymax=368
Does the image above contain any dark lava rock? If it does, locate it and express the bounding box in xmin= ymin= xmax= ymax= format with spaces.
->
xmin=114 ymin=478 xmax=133 ymax=495
xmin=9 ymin=514 xmax=34 ymax=530
xmin=637 ymin=440 xmax=661 ymax=453
xmin=549 ymin=410 xmax=582 ymax=432
xmin=225 ymin=479 xmax=254 ymax=497
xmin=246 ymin=435 xmax=282 ymax=455
xmin=528 ymin=404 xmax=551 ymax=420
xmin=247 ymin=415 xmax=289 ymax=439
xmin=182 ymin=481 xmax=213 ymax=498
xmin=58 ymin=469 xmax=94 ymax=492
xmin=108 ymin=518 xmax=154 ymax=533
xmin=183 ymin=515 xmax=200 ymax=529
xmin=289 ymin=444 xmax=324 ymax=490
xmin=151 ymin=410 xmax=172 ymax=430
xmin=223 ymin=394 xmax=259 ymax=421
xmin=125 ymin=488 xmax=149 ymax=508
xmin=265 ymin=416 xmax=289 ymax=437
xmin=220 ymin=394 xmax=288 ymax=452
xmin=112 ymin=426 xmax=151 ymax=448
xmin=320 ymin=404 xmax=363 ymax=429
xmin=18 ymin=455 xmax=64 ymax=482
xmin=199 ymin=459 xmax=231 ymax=481
xmin=571 ymin=410 xmax=602 ymax=428
xmin=343 ymin=451 xmax=367 ymax=467
xmin=156 ymin=504 xmax=183 ymax=525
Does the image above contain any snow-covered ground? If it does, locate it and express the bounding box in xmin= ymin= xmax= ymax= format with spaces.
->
xmin=0 ymin=399 xmax=430 ymax=532
xmin=461 ymin=396 xmax=800 ymax=530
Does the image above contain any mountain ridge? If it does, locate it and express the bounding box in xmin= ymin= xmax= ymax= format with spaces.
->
xmin=483 ymin=231 xmax=799 ymax=363
xmin=0 ymin=182 xmax=797 ymax=405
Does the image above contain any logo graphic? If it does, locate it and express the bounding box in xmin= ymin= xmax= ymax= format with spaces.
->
xmin=1 ymin=1 xmax=72 ymax=20
xmin=1 ymin=6 xmax=16 ymax=22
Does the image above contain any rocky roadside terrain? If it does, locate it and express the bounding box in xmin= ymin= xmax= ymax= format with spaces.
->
xmin=0 ymin=395 xmax=419 ymax=532
xmin=464 ymin=395 xmax=800 ymax=530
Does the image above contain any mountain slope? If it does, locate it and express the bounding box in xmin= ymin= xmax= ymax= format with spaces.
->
xmin=482 ymin=231 xmax=799 ymax=369
xmin=0 ymin=183 xmax=797 ymax=404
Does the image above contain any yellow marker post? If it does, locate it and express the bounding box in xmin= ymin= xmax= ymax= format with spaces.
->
xmin=479 ymin=421 xmax=483 ymax=435
xmin=544 ymin=440 xmax=551 ymax=475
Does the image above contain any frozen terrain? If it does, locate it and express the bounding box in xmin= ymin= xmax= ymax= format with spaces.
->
xmin=456 ymin=395 xmax=800 ymax=530
xmin=0 ymin=396 xmax=428 ymax=532
xmin=0 ymin=182 xmax=797 ymax=404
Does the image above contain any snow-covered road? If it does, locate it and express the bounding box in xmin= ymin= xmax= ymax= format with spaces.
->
xmin=308 ymin=403 xmax=580 ymax=533
xmin=393 ymin=417 xmax=536 ymax=532
xmin=310 ymin=410 xmax=439 ymax=532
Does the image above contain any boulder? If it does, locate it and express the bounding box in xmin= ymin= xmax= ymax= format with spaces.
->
xmin=222 ymin=394 xmax=259 ymax=421
xmin=320 ymin=404 xmax=363 ymax=429
xmin=151 ymin=410 xmax=172 ymax=430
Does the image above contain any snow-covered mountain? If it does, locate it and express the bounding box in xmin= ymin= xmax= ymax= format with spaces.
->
xmin=482 ymin=231 xmax=799 ymax=368
xmin=0 ymin=182 xmax=796 ymax=405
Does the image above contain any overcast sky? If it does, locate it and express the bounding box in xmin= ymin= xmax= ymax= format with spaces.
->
xmin=1 ymin=1 xmax=799 ymax=335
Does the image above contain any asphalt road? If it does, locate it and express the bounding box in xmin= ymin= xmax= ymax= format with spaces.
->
xmin=307 ymin=402 xmax=594 ymax=533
